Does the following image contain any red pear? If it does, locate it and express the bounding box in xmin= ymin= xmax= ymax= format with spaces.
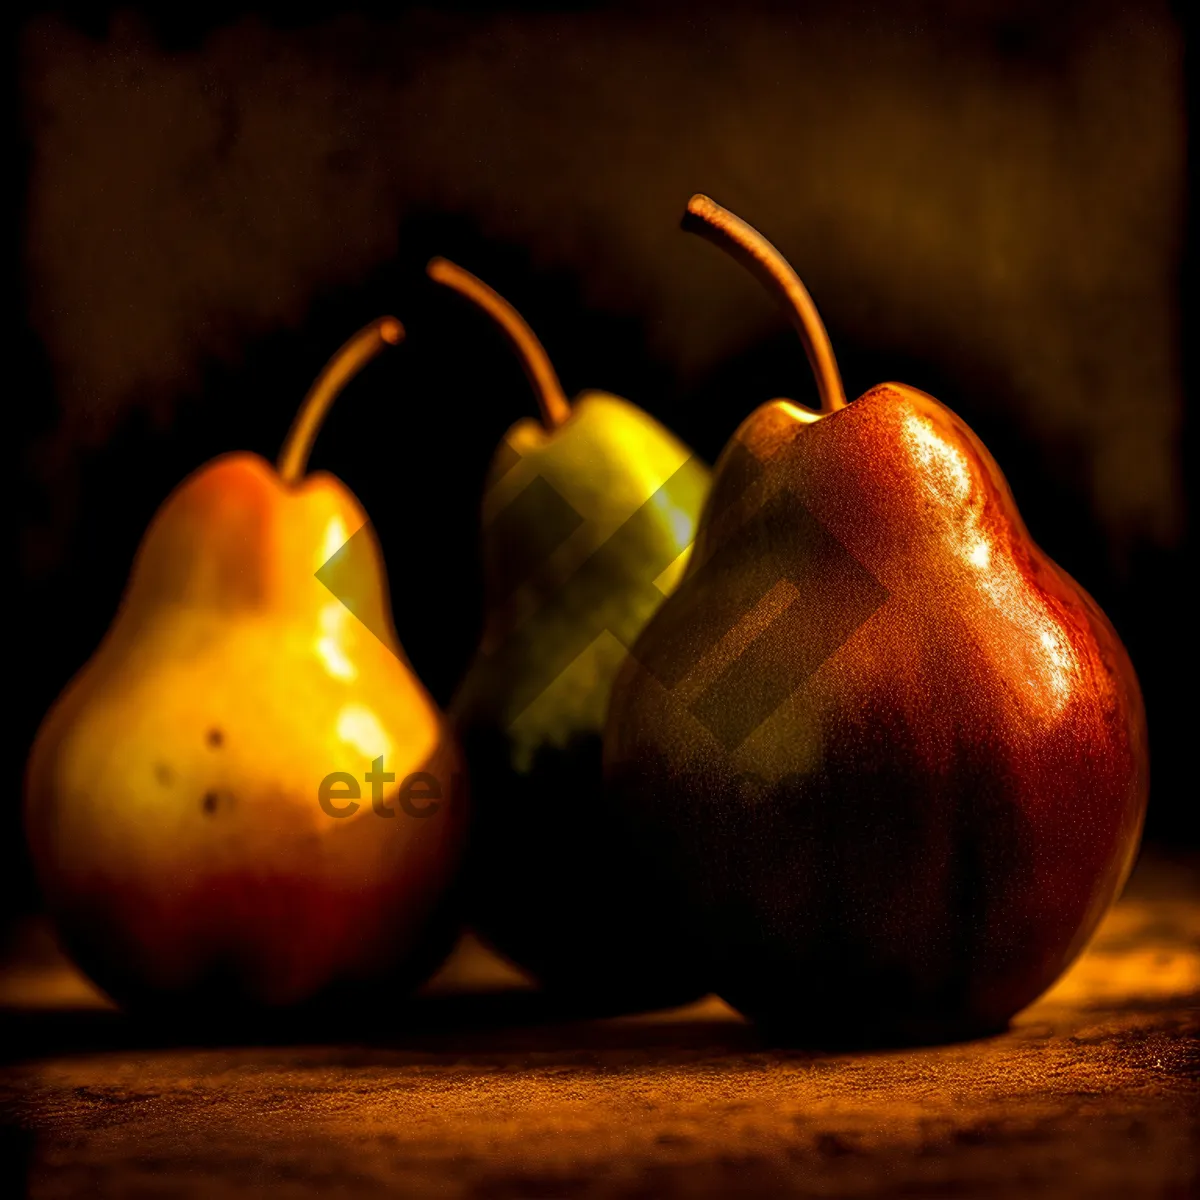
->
xmin=603 ymin=196 xmax=1148 ymax=1043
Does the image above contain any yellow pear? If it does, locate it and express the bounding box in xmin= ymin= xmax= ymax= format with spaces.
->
xmin=25 ymin=319 xmax=467 ymax=1013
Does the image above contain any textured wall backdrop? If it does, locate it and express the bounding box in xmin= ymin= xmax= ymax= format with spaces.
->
xmin=21 ymin=2 xmax=1184 ymax=562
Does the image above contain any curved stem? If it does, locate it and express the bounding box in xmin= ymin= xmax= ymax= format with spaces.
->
xmin=683 ymin=194 xmax=847 ymax=414
xmin=277 ymin=317 xmax=403 ymax=484
xmin=427 ymin=257 xmax=571 ymax=430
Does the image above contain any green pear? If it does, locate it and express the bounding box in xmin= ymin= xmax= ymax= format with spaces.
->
xmin=429 ymin=258 xmax=711 ymax=1010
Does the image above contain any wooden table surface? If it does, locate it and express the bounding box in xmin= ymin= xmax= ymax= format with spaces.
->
xmin=1 ymin=850 xmax=1197 ymax=1199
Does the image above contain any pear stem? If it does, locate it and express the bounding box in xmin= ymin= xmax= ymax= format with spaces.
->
xmin=427 ymin=257 xmax=571 ymax=430
xmin=683 ymin=194 xmax=847 ymax=414
xmin=277 ymin=317 xmax=404 ymax=484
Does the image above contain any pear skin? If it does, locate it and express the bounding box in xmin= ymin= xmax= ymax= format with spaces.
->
xmin=430 ymin=260 xmax=710 ymax=1010
xmin=25 ymin=320 xmax=467 ymax=1013
xmin=603 ymin=198 xmax=1148 ymax=1044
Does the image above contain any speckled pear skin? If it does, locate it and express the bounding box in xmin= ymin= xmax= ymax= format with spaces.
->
xmin=453 ymin=392 xmax=712 ymax=1009
xmin=603 ymin=384 xmax=1147 ymax=1043
xmin=25 ymin=453 xmax=467 ymax=1015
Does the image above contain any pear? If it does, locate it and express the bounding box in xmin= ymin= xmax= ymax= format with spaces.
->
xmin=25 ymin=319 xmax=467 ymax=1013
xmin=428 ymin=258 xmax=711 ymax=1009
xmin=603 ymin=197 xmax=1148 ymax=1044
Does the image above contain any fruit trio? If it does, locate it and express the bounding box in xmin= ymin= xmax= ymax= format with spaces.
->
xmin=25 ymin=196 xmax=1147 ymax=1041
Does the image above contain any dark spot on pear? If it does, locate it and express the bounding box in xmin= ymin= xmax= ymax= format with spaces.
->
xmin=154 ymin=763 xmax=174 ymax=786
xmin=206 ymin=728 xmax=224 ymax=748
xmin=202 ymin=791 xmax=219 ymax=815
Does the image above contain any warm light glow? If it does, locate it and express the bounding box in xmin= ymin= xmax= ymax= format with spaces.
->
xmin=336 ymin=703 xmax=392 ymax=762
xmin=316 ymin=602 xmax=357 ymax=681
xmin=903 ymin=414 xmax=1076 ymax=712
xmin=776 ymin=401 xmax=824 ymax=425
xmin=966 ymin=537 xmax=991 ymax=569
xmin=906 ymin=416 xmax=972 ymax=503
xmin=314 ymin=517 xmax=359 ymax=679
xmin=320 ymin=516 xmax=348 ymax=572
xmin=653 ymin=544 xmax=693 ymax=595
xmin=641 ymin=487 xmax=697 ymax=556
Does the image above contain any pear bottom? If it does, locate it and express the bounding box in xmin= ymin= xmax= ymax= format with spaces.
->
xmin=55 ymin=884 xmax=464 ymax=1037
xmin=462 ymin=727 xmax=707 ymax=1015
xmin=41 ymin=814 xmax=469 ymax=1028
xmin=603 ymin=735 xmax=1141 ymax=1049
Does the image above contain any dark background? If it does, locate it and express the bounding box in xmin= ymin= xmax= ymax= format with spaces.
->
xmin=7 ymin=0 xmax=1195 ymax=926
